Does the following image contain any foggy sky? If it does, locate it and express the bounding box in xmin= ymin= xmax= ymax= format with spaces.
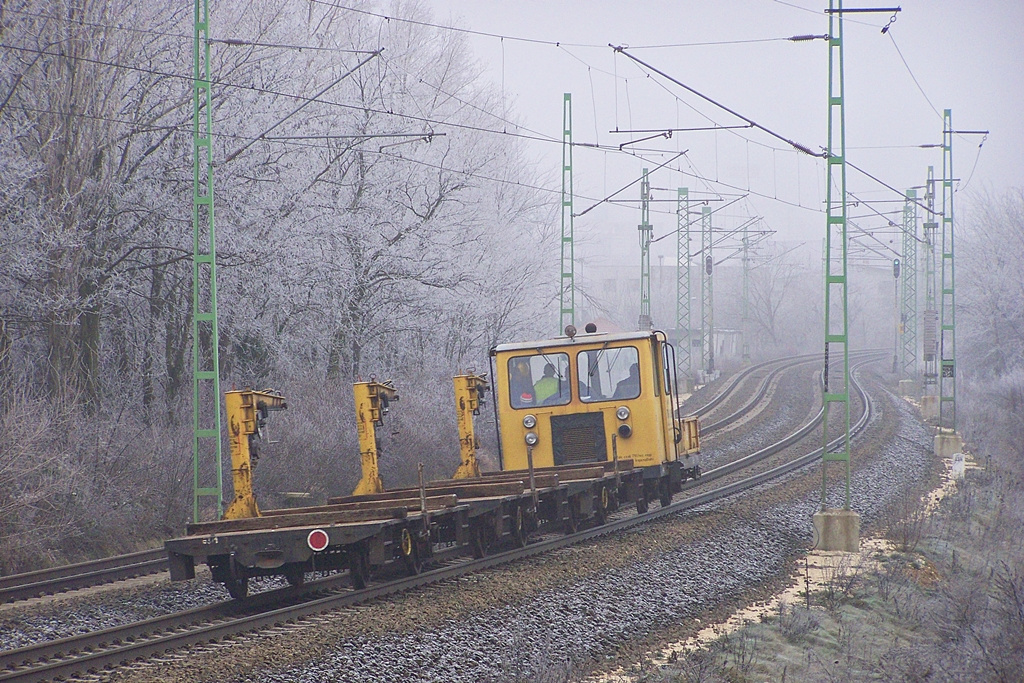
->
xmin=424 ymin=1 xmax=1023 ymax=271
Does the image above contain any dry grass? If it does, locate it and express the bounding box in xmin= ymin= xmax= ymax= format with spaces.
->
xmin=639 ymin=460 xmax=1024 ymax=683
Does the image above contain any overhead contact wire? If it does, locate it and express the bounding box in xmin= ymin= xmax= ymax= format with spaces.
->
xmin=611 ymin=45 xmax=822 ymax=158
xmin=308 ymin=0 xmax=604 ymax=48
xmin=614 ymin=45 xmax=939 ymax=219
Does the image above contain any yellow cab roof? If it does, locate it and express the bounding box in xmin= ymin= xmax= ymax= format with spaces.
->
xmin=491 ymin=329 xmax=663 ymax=356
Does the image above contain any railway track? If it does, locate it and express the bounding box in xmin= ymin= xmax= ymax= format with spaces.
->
xmin=686 ymin=354 xmax=807 ymax=419
xmin=0 ymin=353 xmax=882 ymax=683
xmin=695 ymin=350 xmax=876 ymax=435
xmin=0 ymin=550 xmax=167 ymax=606
xmin=699 ymin=356 xmax=817 ymax=435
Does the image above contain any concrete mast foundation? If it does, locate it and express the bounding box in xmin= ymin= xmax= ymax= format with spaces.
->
xmin=812 ymin=508 xmax=861 ymax=553
xmin=920 ymin=395 xmax=939 ymax=422
xmin=934 ymin=431 xmax=963 ymax=459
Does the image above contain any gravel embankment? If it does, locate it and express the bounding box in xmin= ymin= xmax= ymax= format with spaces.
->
xmin=677 ymin=366 xmax=738 ymax=415
xmin=107 ymin=370 xmax=938 ymax=683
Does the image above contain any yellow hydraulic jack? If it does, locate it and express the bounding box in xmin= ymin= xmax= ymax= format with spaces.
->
xmin=452 ymin=373 xmax=489 ymax=479
xmin=351 ymin=379 xmax=399 ymax=496
xmin=222 ymin=389 xmax=288 ymax=520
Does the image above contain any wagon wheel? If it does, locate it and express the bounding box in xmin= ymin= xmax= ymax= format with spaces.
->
xmin=636 ymin=492 xmax=649 ymax=515
xmin=607 ymin=486 xmax=620 ymax=513
xmin=659 ymin=479 xmax=674 ymax=508
xmin=348 ymin=547 xmax=370 ymax=589
xmin=400 ymin=528 xmax=423 ymax=575
xmin=285 ymin=565 xmax=306 ymax=588
xmin=512 ymin=505 xmax=527 ymax=548
xmin=225 ymin=577 xmax=249 ymax=600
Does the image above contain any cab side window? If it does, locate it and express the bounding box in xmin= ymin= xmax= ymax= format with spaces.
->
xmin=662 ymin=343 xmax=674 ymax=397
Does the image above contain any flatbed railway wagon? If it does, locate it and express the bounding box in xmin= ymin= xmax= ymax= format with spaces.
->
xmin=165 ymin=326 xmax=699 ymax=598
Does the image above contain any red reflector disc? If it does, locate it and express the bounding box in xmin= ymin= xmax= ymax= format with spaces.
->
xmin=307 ymin=528 xmax=329 ymax=552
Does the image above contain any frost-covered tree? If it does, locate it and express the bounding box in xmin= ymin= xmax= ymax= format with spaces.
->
xmin=214 ymin=1 xmax=555 ymax=382
xmin=0 ymin=0 xmax=195 ymax=413
xmin=0 ymin=0 xmax=556 ymax=566
xmin=959 ymin=188 xmax=1024 ymax=473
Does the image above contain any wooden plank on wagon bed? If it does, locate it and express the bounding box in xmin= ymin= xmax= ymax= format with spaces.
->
xmin=260 ymin=495 xmax=458 ymax=517
xmin=423 ymin=474 xmax=538 ymax=486
xmin=549 ymin=465 xmax=606 ymax=481
xmin=495 ymin=462 xmax=629 ymax=477
xmin=186 ymin=506 xmax=410 ymax=535
xmin=327 ymin=480 xmax=527 ymax=506
xmin=326 ymin=489 xmax=450 ymax=505
xmin=455 ymin=495 xmax=521 ymax=515
xmin=415 ymin=480 xmax=529 ymax=499
xmin=500 ymin=464 xmax=605 ymax=479
xmin=434 ymin=472 xmax=561 ymax=488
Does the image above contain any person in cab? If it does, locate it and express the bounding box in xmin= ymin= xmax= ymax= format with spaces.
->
xmin=510 ymin=359 xmax=535 ymax=408
xmin=613 ymin=362 xmax=641 ymax=399
xmin=534 ymin=363 xmax=562 ymax=404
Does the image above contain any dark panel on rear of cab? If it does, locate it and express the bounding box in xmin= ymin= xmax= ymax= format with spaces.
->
xmin=551 ymin=413 xmax=606 ymax=466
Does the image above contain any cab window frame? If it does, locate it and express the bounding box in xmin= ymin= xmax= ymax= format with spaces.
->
xmin=506 ymin=352 xmax=572 ymax=409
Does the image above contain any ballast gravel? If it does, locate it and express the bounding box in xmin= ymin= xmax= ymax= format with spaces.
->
xmin=701 ymin=364 xmax=818 ymax=467
xmin=257 ymin=521 xmax=793 ymax=683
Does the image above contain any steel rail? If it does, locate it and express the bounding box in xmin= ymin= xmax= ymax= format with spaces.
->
xmin=687 ymin=355 xmax=797 ymax=418
xmin=0 ymin=354 xmax=883 ymax=683
xmin=699 ymin=349 xmax=878 ymax=434
xmin=0 ymin=550 xmax=167 ymax=605
xmin=700 ymin=356 xmax=818 ymax=434
xmin=694 ymin=354 xmax=879 ymax=495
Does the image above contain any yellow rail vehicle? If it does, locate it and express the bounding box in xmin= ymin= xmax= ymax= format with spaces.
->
xmin=166 ymin=326 xmax=701 ymax=599
xmin=492 ymin=327 xmax=700 ymax=509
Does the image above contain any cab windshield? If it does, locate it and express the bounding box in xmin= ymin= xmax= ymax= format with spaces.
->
xmin=507 ymin=353 xmax=571 ymax=408
xmin=577 ymin=345 xmax=640 ymax=403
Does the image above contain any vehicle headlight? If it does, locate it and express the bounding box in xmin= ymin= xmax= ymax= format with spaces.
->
xmin=525 ymin=431 xmax=539 ymax=446
xmin=618 ymin=424 xmax=632 ymax=438
xmin=616 ymin=406 xmax=630 ymax=421
xmin=523 ymin=414 xmax=537 ymax=429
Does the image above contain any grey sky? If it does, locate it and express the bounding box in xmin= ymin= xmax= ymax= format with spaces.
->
xmin=424 ymin=1 xmax=1023 ymax=268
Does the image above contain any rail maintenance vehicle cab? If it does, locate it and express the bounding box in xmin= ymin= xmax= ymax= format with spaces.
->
xmin=491 ymin=325 xmax=700 ymax=510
